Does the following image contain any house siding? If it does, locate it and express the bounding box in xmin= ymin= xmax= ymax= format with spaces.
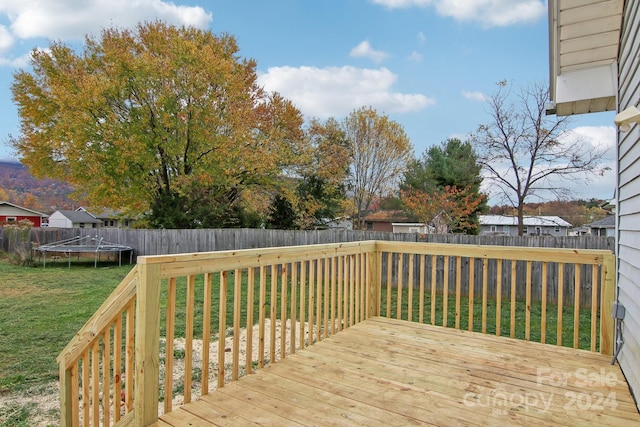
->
xmin=0 ymin=204 xmax=44 ymax=227
xmin=0 ymin=215 xmax=42 ymax=227
xmin=48 ymin=212 xmax=72 ymax=228
xmin=617 ymin=0 xmax=640 ymax=410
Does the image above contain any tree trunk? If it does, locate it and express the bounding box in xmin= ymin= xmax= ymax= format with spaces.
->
xmin=517 ymin=204 xmax=525 ymax=236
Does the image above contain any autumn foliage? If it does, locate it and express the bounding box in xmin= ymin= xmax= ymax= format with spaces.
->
xmin=11 ymin=22 xmax=304 ymax=227
xmin=401 ymin=186 xmax=485 ymax=233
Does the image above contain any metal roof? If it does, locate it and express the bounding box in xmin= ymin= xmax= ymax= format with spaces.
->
xmin=480 ymin=215 xmax=572 ymax=227
xmin=548 ymin=0 xmax=623 ymax=116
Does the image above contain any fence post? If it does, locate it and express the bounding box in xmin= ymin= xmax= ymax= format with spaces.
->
xmin=600 ymin=253 xmax=616 ymax=355
xmin=135 ymin=260 xmax=162 ymax=426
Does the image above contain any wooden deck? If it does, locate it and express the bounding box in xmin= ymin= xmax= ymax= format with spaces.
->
xmin=154 ymin=317 xmax=638 ymax=426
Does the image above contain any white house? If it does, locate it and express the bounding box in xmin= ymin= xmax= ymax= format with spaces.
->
xmin=548 ymin=0 xmax=639 ymax=410
xmin=48 ymin=209 xmax=102 ymax=228
xmin=479 ymin=215 xmax=571 ymax=237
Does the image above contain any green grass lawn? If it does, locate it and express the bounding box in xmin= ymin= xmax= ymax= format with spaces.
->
xmin=0 ymin=258 xmax=133 ymax=392
xmin=380 ymin=287 xmax=599 ymax=350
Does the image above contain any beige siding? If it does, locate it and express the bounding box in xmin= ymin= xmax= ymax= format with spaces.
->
xmin=617 ymin=0 xmax=640 ymax=411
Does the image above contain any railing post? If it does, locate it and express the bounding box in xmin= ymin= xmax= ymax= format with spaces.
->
xmin=58 ymin=362 xmax=72 ymax=426
xmin=600 ymin=253 xmax=616 ymax=355
xmin=135 ymin=261 xmax=162 ymax=426
xmin=367 ymin=246 xmax=380 ymax=318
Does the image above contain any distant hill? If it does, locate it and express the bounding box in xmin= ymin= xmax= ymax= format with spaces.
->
xmin=0 ymin=160 xmax=81 ymax=212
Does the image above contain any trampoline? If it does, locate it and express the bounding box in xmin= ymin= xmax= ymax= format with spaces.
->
xmin=34 ymin=235 xmax=134 ymax=268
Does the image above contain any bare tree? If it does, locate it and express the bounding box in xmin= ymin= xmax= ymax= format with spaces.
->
xmin=471 ymin=81 xmax=609 ymax=236
xmin=345 ymin=107 xmax=412 ymax=229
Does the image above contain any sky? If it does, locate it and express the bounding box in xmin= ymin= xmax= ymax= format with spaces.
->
xmin=0 ymin=0 xmax=618 ymax=203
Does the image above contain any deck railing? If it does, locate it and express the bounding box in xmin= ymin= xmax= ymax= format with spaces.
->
xmin=57 ymin=240 xmax=615 ymax=426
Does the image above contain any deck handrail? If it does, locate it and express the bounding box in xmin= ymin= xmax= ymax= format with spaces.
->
xmin=57 ymin=265 xmax=138 ymax=426
xmin=57 ymin=240 xmax=615 ymax=426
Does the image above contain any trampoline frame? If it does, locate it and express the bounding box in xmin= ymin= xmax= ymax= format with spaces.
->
xmin=34 ymin=235 xmax=134 ymax=268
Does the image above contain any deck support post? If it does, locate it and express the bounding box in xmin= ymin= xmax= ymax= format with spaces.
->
xmin=135 ymin=261 xmax=162 ymax=426
xmin=600 ymin=253 xmax=616 ymax=355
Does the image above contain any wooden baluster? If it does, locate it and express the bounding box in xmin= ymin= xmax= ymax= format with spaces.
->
xmin=541 ymin=262 xmax=547 ymax=344
xmin=496 ymin=259 xmax=502 ymax=336
xmin=469 ymin=257 xmax=475 ymax=332
xmin=557 ymin=263 xmax=564 ymax=346
xmin=184 ymin=275 xmax=195 ymax=403
xmin=217 ymin=271 xmax=227 ymax=388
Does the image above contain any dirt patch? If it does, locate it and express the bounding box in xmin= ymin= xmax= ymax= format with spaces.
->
xmin=0 ymin=382 xmax=59 ymax=427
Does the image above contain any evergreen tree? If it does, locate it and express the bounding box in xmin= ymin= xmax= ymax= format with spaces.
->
xmin=402 ymin=138 xmax=487 ymax=234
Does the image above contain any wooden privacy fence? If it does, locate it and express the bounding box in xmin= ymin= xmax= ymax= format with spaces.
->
xmin=9 ymin=228 xmax=613 ymax=308
xmin=0 ymin=227 xmax=614 ymax=256
xmin=57 ymin=240 xmax=615 ymax=427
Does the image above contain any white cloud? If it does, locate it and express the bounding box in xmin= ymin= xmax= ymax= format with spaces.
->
xmin=0 ymin=0 xmax=212 ymax=41
xmin=349 ymin=40 xmax=388 ymax=64
xmin=481 ymin=126 xmax=617 ymax=204
xmin=408 ymin=51 xmax=423 ymax=62
xmin=371 ymin=0 xmax=546 ymax=27
xmin=417 ymin=31 xmax=426 ymax=44
xmin=462 ymin=90 xmax=487 ymax=102
xmin=0 ymin=25 xmax=14 ymax=52
xmin=258 ymin=65 xmax=435 ymax=119
xmin=556 ymin=126 xmax=617 ymax=199
xmin=0 ymin=51 xmax=31 ymax=68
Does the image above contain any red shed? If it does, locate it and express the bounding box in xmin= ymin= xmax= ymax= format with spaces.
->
xmin=0 ymin=201 xmax=48 ymax=227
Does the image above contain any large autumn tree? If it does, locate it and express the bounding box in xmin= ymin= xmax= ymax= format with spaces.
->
xmin=265 ymin=117 xmax=351 ymax=229
xmin=344 ymin=107 xmax=412 ymax=229
xmin=11 ymin=22 xmax=304 ymax=228
xmin=402 ymin=138 xmax=486 ymax=234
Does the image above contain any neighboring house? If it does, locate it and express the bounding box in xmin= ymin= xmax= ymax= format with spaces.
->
xmin=48 ymin=209 xmax=102 ymax=228
xmin=0 ymin=201 xmax=47 ymax=227
xmin=93 ymin=208 xmax=137 ymax=229
xmin=363 ymin=210 xmax=426 ymax=233
xmin=586 ymin=215 xmax=616 ymax=237
xmin=479 ymin=215 xmax=572 ymax=237
xmin=391 ymin=223 xmax=430 ymax=234
xmin=548 ymin=0 xmax=640 ymax=410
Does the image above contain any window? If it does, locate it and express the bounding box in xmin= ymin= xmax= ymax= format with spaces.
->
xmin=502 ymin=225 xmax=509 ymax=233
xmin=79 ymin=223 xmax=85 ymax=228
xmin=535 ymin=227 xmax=542 ymax=235
xmin=554 ymin=226 xmax=560 ymax=233
xmin=124 ymin=220 xmax=130 ymax=227
xmin=490 ymin=225 xmax=497 ymax=232
xmin=523 ymin=226 xmax=528 ymax=234
xmin=5 ymin=217 xmax=16 ymax=223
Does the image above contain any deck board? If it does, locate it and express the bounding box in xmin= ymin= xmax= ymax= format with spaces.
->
xmin=155 ymin=317 xmax=639 ymax=426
